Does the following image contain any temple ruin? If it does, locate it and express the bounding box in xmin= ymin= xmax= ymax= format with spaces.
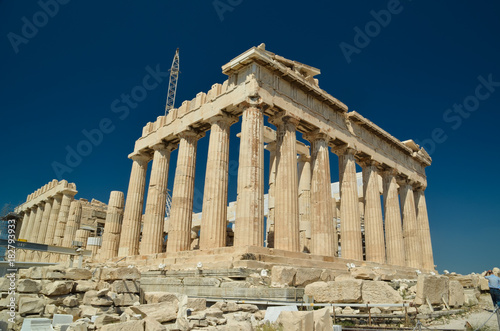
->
xmin=14 ymin=179 xmax=107 ymax=262
xmin=14 ymin=45 xmax=434 ymax=275
xmin=113 ymin=44 xmax=434 ymax=273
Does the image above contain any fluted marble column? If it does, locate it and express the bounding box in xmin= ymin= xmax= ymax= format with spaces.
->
xmin=53 ymin=192 xmax=76 ymax=247
xmin=19 ymin=209 xmax=31 ymax=241
xmin=335 ymin=146 xmax=363 ymax=260
xmin=36 ymin=198 xmax=53 ymax=245
xmin=298 ymin=154 xmax=312 ymax=253
xmin=361 ymin=160 xmax=386 ymax=263
xmin=235 ymin=106 xmax=264 ymax=247
xmin=100 ymin=191 xmax=125 ymax=259
xmin=272 ymin=114 xmax=300 ymax=252
xmin=167 ymin=130 xmax=203 ymax=253
xmin=399 ymin=179 xmax=422 ymax=269
xmin=42 ymin=194 xmax=62 ymax=261
xmin=382 ymin=169 xmax=405 ymax=266
xmin=18 ymin=207 xmax=35 ymax=260
xmin=74 ymin=229 xmax=91 ymax=249
xmin=118 ymin=154 xmax=150 ymax=257
xmin=51 ymin=192 xmax=74 ymax=264
xmin=30 ymin=202 xmax=45 ymax=243
xmin=33 ymin=199 xmax=52 ymax=261
xmin=200 ymin=115 xmax=237 ymax=249
xmin=414 ymin=187 xmax=434 ymax=270
xmin=306 ymin=132 xmax=335 ymax=256
xmin=26 ymin=202 xmax=45 ymax=260
xmin=266 ymin=142 xmax=277 ymax=248
xmin=61 ymin=200 xmax=83 ymax=248
xmin=45 ymin=195 xmax=62 ymax=245
xmin=141 ymin=144 xmax=174 ymax=255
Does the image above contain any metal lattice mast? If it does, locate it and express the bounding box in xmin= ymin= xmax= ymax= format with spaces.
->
xmin=165 ymin=189 xmax=172 ymax=218
xmin=165 ymin=48 xmax=180 ymax=116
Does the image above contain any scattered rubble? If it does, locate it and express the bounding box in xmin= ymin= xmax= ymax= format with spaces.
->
xmin=0 ymin=265 xmax=497 ymax=330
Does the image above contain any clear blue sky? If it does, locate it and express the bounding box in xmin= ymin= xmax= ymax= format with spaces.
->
xmin=1 ymin=1 xmax=499 ymax=275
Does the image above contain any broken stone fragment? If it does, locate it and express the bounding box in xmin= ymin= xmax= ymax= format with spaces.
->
xmin=415 ymin=274 xmax=449 ymax=305
xmin=97 ymin=288 xmax=110 ymax=296
xmin=313 ymin=308 xmax=333 ymax=331
xmin=41 ymin=280 xmax=74 ymax=296
xmin=17 ymin=279 xmax=42 ymax=293
xmin=144 ymin=291 xmax=180 ymax=305
xmin=129 ymin=301 xmax=178 ymax=323
xmin=144 ymin=316 xmax=166 ymax=331
xmin=293 ymin=268 xmax=323 ymax=287
xmin=276 ymin=310 xmax=314 ymax=331
xmin=75 ymin=280 xmax=97 ymax=292
xmin=80 ymin=305 xmax=99 ymax=318
xmin=64 ymin=268 xmax=92 ymax=280
xmin=187 ymin=297 xmax=207 ymax=311
xmin=448 ymin=280 xmax=465 ymax=307
xmin=270 ymin=266 xmax=296 ymax=287
xmin=100 ymin=320 xmax=145 ymax=331
xmin=100 ymin=267 xmax=141 ymax=281
xmin=304 ymin=280 xmax=363 ymax=303
xmin=361 ymin=280 xmax=403 ymax=304
xmin=110 ymin=280 xmax=140 ymax=293
xmin=18 ymin=297 xmax=45 ymax=315
xmin=94 ymin=314 xmax=122 ymax=328
xmin=62 ymin=295 xmax=80 ymax=307
xmin=351 ymin=267 xmax=376 ymax=280
xmin=113 ymin=293 xmax=140 ymax=306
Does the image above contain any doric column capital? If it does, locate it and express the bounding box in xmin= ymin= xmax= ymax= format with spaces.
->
xmin=207 ymin=113 xmax=238 ymax=126
xmin=265 ymin=141 xmax=277 ymax=152
xmin=302 ymin=129 xmax=330 ymax=144
xmin=178 ymin=129 xmax=205 ymax=142
xmin=358 ymin=157 xmax=380 ymax=169
xmin=151 ymin=142 xmax=166 ymax=151
xmin=331 ymin=144 xmax=357 ymax=156
xmin=151 ymin=142 xmax=178 ymax=154
xmin=298 ymin=154 xmax=311 ymax=163
xmin=413 ymin=182 xmax=427 ymax=191
xmin=396 ymin=176 xmax=418 ymax=188
xmin=61 ymin=190 xmax=77 ymax=198
xmin=268 ymin=111 xmax=300 ymax=127
xmin=238 ymin=100 xmax=270 ymax=112
xmin=130 ymin=153 xmax=151 ymax=164
xmin=380 ymin=167 xmax=399 ymax=178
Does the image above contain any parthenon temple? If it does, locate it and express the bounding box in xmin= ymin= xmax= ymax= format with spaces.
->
xmin=14 ymin=45 xmax=435 ymax=273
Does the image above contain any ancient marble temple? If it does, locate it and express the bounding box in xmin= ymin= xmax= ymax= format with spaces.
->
xmin=14 ymin=180 xmax=109 ymax=262
xmin=115 ymin=45 xmax=434 ymax=271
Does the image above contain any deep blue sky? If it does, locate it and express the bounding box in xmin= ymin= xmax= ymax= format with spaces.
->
xmin=1 ymin=1 xmax=499 ymax=275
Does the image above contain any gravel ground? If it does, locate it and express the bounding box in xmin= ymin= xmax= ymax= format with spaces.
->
xmin=423 ymin=294 xmax=499 ymax=330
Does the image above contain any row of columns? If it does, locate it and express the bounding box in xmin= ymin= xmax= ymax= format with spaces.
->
xmin=17 ymin=190 xmax=77 ymax=262
xmin=17 ymin=185 xmax=128 ymax=262
xmin=264 ymin=121 xmax=434 ymax=270
xmin=118 ymin=105 xmax=433 ymax=270
xmin=117 ymin=113 xmax=238 ymax=258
